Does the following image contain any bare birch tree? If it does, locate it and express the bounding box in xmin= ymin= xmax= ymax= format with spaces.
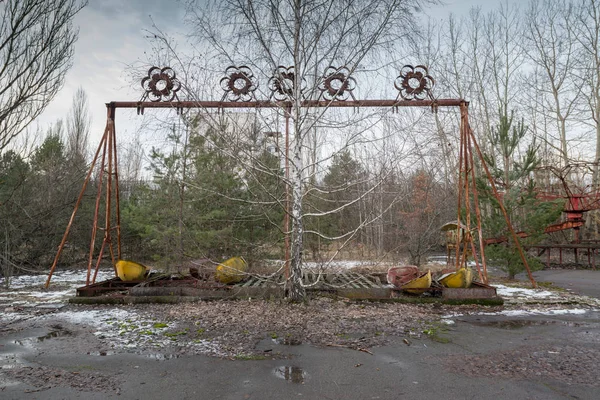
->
xmin=180 ymin=0 xmax=430 ymax=300
xmin=66 ymin=87 xmax=91 ymax=166
xmin=483 ymin=2 xmax=526 ymax=117
xmin=525 ymin=0 xmax=580 ymax=165
xmin=573 ymin=0 xmax=600 ymax=183
xmin=0 ymin=0 xmax=87 ymax=151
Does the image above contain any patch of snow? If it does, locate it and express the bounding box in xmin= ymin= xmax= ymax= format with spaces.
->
xmin=0 ymin=269 xmax=116 ymax=307
xmin=0 ymin=269 xmax=121 ymax=327
xmin=40 ymin=308 xmax=226 ymax=357
xmin=1 ymin=269 xmax=113 ymax=289
xmin=494 ymin=284 xmax=558 ymax=299
xmin=442 ymin=308 xmax=591 ymax=319
xmin=441 ymin=312 xmax=463 ymax=319
xmin=49 ymin=309 xmax=131 ymax=325
xmin=267 ymin=259 xmax=392 ymax=271
xmin=28 ymin=290 xmax=72 ymax=300
xmin=303 ymin=260 xmax=375 ymax=270
xmin=481 ymin=308 xmax=589 ymax=317
xmin=0 ymin=312 xmax=27 ymax=324
xmin=426 ymin=256 xmax=448 ymax=263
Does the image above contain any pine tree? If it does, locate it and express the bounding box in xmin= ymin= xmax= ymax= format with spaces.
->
xmin=122 ymin=118 xmax=284 ymax=268
xmin=479 ymin=110 xmax=563 ymax=279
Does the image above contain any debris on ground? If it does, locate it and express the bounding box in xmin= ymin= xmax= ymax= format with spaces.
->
xmin=445 ymin=344 xmax=600 ymax=386
xmin=3 ymin=366 xmax=121 ymax=394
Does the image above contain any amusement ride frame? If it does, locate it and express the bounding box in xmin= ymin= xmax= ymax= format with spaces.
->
xmin=45 ymin=65 xmax=538 ymax=288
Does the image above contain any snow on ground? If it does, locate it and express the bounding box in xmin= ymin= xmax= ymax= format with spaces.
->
xmin=481 ymin=308 xmax=589 ymax=317
xmin=442 ymin=308 xmax=591 ymax=321
xmin=494 ymin=284 xmax=558 ymax=300
xmin=44 ymin=307 xmax=225 ymax=356
xmin=275 ymin=258 xmax=409 ymax=271
xmin=427 ymin=256 xmax=478 ymax=268
xmin=0 ymin=269 xmax=114 ymax=306
xmin=439 ymin=282 xmax=598 ymax=323
xmin=302 ymin=260 xmax=385 ymax=270
xmin=1 ymin=269 xmax=114 ymax=290
xmin=271 ymin=256 xmax=482 ymax=272
xmin=0 ymin=269 xmax=226 ymax=356
xmin=265 ymin=259 xmax=394 ymax=272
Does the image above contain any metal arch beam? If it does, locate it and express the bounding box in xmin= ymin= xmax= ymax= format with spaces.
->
xmin=108 ymin=99 xmax=467 ymax=110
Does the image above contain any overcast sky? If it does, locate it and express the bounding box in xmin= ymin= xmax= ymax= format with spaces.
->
xmin=34 ymin=0 xmax=514 ymax=151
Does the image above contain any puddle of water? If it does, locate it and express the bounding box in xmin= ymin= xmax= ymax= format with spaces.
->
xmin=1 ymin=352 xmax=29 ymax=370
xmin=85 ymin=351 xmax=181 ymax=360
xmin=0 ymin=373 xmax=21 ymax=388
xmin=469 ymin=319 xmax=580 ymax=329
xmin=2 ymin=326 xmax=76 ymax=372
xmin=142 ymin=353 xmax=181 ymax=361
xmin=37 ymin=329 xmax=72 ymax=342
xmin=88 ymin=351 xmax=117 ymax=356
xmin=376 ymin=354 xmax=407 ymax=368
xmin=487 ymin=320 xmax=549 ymax=329
xmin=3 ymin=342 xmax=37 ymax=370
xmin=12 ymin=338 xmax=36 ymax=349
xmin=273 ymin=337 xmax=302 ymax=346
xmin=273 ymin=366 xmax=306 ymax=383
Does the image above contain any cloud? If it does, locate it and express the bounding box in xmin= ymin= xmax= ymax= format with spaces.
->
xmin=35 ymin=0 xmax=187 ymax=150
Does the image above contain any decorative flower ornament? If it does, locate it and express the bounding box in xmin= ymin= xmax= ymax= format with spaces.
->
xmin=268 ymin=66 xmax=305 ymax=101
xmin=220 ymin=66 xmax=258 ymax=102
xmin=141 ymin=67 xmax=181 ymax=102
xmin=318 ymin=66 xmax=356 ymax=101
xmin=394 ymin=65 xmax=434 ymax=101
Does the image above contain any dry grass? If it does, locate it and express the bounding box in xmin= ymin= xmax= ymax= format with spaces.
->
xmin=157 ymin=296 xmax=439 ymax=357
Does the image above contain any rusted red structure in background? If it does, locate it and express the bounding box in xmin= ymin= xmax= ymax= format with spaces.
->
xmin=537 ymin=163 xmax=600 ymax=242
xmin=484 ymin=163 xmax=600 ymax=269
xmin=45 ymin=65 xmax=538 ymax=288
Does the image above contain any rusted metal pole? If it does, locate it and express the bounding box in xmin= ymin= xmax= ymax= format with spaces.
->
xmin=86 ymin=124 xmax=109 ymax=285
xmin=105 ymin=118 xmax=116 ymax=277
xmin=91 ymin=238 xmax=108 ymax=284
xmin=110 ymin=105 xmax=122 ymax=260
xmin=469 ymin=237 xmax=483 ymax=282
xmin=455 ymin=109 xmax=465 ymax=270
xmin=463 ymin=137 xmax=484 ymax=283
xmin=105 ymin=122 xmax=118 ymax=280
xmin=463 ymin=104 xmax=488 ymax=284
xmin=560 ymin=248 xmax=563 ymax=264
xmin=465 ymin=108 xmax=537 ymax=288
xmin=462 ymin=109 xmax=473 ymax=272
xmin=45 ymin=122 xmax=108 ymax=288
xmin=110 ymin=99 xmax=467 ymax=110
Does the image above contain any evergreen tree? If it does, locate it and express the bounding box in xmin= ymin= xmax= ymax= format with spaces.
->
xmin=322 ymin=150 xmax=365 ymax=239
xmin=479 ymin=110 xmax=563 ymax=279
xmin=0 ymin=128 xmax=91 ymax=271
xmin=122 ymin=118 xmax=284 ymax=268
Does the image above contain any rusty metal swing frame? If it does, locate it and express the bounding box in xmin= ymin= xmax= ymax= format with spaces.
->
xmin=45 ymin=65 xmax=538 ymax=288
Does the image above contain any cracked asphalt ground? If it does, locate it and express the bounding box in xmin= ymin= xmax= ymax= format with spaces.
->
xmin=1 ymin=271 xmax=600 ymax=399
